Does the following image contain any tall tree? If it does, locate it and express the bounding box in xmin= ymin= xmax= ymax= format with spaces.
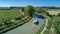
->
xmin=24 ymin=5 xmax=35 ymax=17
xmin=35 ymin=8 xmax=40 ymax=13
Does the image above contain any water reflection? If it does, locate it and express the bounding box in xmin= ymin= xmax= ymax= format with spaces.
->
xmin=33 ymin=14 xmax=40 ymax=25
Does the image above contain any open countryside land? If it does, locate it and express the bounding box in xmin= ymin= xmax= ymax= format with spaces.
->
xmin=36 ymin=8 xmax=60 ymax=34
xmin=48 ymin=11 xmax=60 ymax=15
xmin=0 ymin=0 xmax=60 ymax=34
xmin=0 ymin=6 xmax=60 ymax=34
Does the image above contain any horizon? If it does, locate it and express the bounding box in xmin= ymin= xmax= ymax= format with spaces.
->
xmin=0 ymin=0 xmax=60 ymax=7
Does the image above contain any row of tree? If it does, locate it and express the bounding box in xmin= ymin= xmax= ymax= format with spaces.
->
xmin=23 ymin=5 xmax=47 ymax=17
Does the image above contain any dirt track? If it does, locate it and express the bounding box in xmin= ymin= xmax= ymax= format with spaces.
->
xmin=40 ymin=19 xmax=48 ymax=34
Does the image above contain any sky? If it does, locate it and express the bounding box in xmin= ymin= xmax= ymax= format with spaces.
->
xmin=0 ymin=0 xmax=60 ymax=7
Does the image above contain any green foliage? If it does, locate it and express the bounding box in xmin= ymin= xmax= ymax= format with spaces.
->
xmin=0 ymin=10 xmax=23 ymax=23
xmin=35 ymin=8 xmax=40 ymax=13
xmin=58 ymin=13 xmax=60 ymax=17
xmin=40 ymin=9 xmax=46 ymax=13
xmin=43 ymin=30 xmax=49 ymax=34
xmin=0 ymin=15 xmax=31 ymax=34
xmin=44 ymin=17 xmax=60 ymax=34
xmin=0 ymin=9 xmax=24 ymax=32
xmin=54 ymin=17 xmax=60 ymax=34
xmin=24 ymin=5 xmax=35 ymax=17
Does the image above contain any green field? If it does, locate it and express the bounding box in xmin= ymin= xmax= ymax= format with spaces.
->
xmin=0 ymin=10 xmax=23 ymax=23
xmin=0 ymin=10 xmax=22 ymax=19
xmin=0 ymin=9 xmax=31 ymax=34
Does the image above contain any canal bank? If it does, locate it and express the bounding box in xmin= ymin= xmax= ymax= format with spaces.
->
xmin=35 ymin=19 xmax=46 ymax=34
xmin=1 ymin=16 xmax=31 ymax=34
xmin=4 ymin=14 xmax=44 ymax=34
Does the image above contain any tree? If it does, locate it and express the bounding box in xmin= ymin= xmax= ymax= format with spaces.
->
xmin=20 ymin=7 xmax=24 ymax=11
xmin=40 ymin=9 xmax=46 ymax=13
xmin=46 ymin=12 xmax=53 ymax=17
xmin=35 ymin=8 xmax=40 ymax=13
xmin=24 ymin=5 xmax=35 ymax=17
xmin=58 ymin=13 xmax=60 ymax=17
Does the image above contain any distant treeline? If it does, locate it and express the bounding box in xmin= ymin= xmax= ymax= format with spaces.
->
xmin=0 ymin=7 xmax=24 ymax=10
xmin=0 ymin=6 xmax=60 ymax=10
xmin=36 ymin=7 xmax=60 ymax=9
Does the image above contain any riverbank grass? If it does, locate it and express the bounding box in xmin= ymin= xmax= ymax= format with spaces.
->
xmin=0 ymin=15 xmax=31 ymax=33
xmin=0 ymin=9 xmax=32 ymax=34
xmin=35 ymin=19 xmax=46 ymax=34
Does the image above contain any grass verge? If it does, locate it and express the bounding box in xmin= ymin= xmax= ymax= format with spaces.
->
xmin=0 ymin=16 xmax=32 ymax=34
xmin=35 ymin=19 xmax=46 ymax=34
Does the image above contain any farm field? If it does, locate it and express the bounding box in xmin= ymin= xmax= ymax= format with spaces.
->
xmin=0 ymin=6 xmax=60 ymax=34
xmin=0 ymin=9 xmax=24 ymax=23
xmin=0 ymin=10 xmax=22 ymax=19
xmin=36 ymin=9 xmax=60 ymax=34
xmin=48 ymin=10 xmax=60 ymax=15
xmin=0 ymin=9 xmax=31 ymax=34
xmin=0 ymin=0 xmax=60 ymax=34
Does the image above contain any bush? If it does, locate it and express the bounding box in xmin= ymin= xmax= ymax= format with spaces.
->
xmin=58 ymin=13 xmax=60 ymax=17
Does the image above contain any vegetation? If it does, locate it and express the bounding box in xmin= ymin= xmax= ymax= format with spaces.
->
xmin=43 ymin=16 xmax=60 ymax=34
xmin=58 ymin=13 xmax=60 ymax=17
xmin=0 ymin=6 xmax=60 ymax=34
xmin=35 ymin=7 xmax=60 ymax=34
xmin=36 ymin=19 xmax=46 ymax=34
xmin=24 ymin=5 xmax=35 ymax=17
xmin=0 ymin=9 xmax=32 ymax=34
xmin=0 ymin=16 xmax=31 ymax=34
xmin=35 ymin=8 xmax=40 ymax=13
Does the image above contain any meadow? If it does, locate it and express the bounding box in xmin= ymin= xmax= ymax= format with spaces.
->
xmin=0 ymin=9 xmax=31 ymax=34
xmin=0 ymin=10 xmax=22 ymax=18
xmin=0 ymin=9 xmax=23 ymax=23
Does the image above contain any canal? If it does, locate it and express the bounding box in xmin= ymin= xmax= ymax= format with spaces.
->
xmin=4 ymin=14 xmax=44 ymax=34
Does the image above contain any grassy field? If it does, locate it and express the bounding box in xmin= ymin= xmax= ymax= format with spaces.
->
xmin=0 ymin=10 xmax=22 ymax=19
xmin=0 ymin=10 xmax=23 ymax=23
xmin=0 ymin=9 xmax=31 ymax=34
xmin=43 ymin=17 xmax=57 ymax=34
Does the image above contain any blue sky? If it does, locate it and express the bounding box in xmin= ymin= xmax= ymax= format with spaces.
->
xmin=0 ymin=0 xmax=60 ymax=7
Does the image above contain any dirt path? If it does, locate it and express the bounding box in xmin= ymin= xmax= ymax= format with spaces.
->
xmin=40 ymin=19 xmax=48 ymax=34
xmin=49 ymin=24 xmax=55 ymax=34
xmin=20 ymin=10 xmax=24 ymax=15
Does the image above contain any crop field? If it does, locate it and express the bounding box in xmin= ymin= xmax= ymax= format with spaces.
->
xmin=0 ymin=10 xmax=23 ymax=23
xmin=0 ymin=10 xmax=22 ymax=18
xmin=0 ymin=9 xmax=31 ymax=34
xmin=48 ymin=10 xmax=60 ymax=15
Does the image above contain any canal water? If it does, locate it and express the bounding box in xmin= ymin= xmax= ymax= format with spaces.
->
xmin=4 ymin=14 xmax=44 ymax=34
